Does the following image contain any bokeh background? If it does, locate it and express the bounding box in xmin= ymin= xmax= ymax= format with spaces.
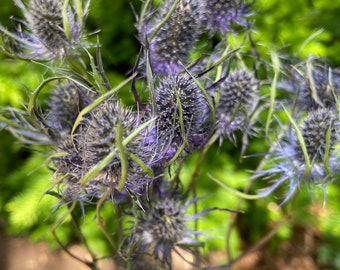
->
xmin=1 ymin=0 xmax=340 ymax=269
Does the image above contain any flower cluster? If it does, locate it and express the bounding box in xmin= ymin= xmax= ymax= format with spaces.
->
xmin=2 ymin=0 xmax=340 ymax=269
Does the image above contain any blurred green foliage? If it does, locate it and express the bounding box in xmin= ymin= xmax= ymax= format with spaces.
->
xmin=1 ymin=0 xmax=340 ymax=267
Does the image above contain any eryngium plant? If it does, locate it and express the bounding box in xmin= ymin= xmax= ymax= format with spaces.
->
xmin=52 ymin=98 xmax=153 ymax=203
xmin=279 ymin=58 xmax=340 ymax=110
xmin=126 ymin=194 xmax=204 ymax=269
xmin=2 ymin=0 xmax=339 ymax=269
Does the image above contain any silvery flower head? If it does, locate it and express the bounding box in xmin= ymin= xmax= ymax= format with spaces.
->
xmin=139 ymin=0 xmax=204 ymax=75
xmin=279 ymin=59 xmax=340 ymax=111
xmin=255 ymin=107 xmax=340 ymax=204
xmin=216 ymin=69 xmax=260 ymax=143
xmin=0 ymin=0 xmax=89 ymax=60
xmin=144 ymin=73 xmax=212 ymax=168
xmin=203 ymin=0 xmax=252 ymax=36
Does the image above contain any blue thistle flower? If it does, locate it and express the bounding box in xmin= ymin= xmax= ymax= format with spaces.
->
xmin=140 ymin=0 xmax=204 ymax=75
xmin=279 ymin=59 xmax=340 ymax=111
xmin=144 ymin=73 xmax=212 ymax=168
xmin=52 ymin=99 xmax=152 ymax=203
xmin=0 ymin=0 xmax=88 ymax=60
xmin=203 ymin=0 xmax=252 ymax=36
xmin=215 ymin=69 xmax=260 ymax=143
xmin=128 ymin=195 xmax=204 ymax=269
xmin=46 ymin=81 xmax=93 ymax=139
xmin=255 ymin=107 xmax=340 ymax=204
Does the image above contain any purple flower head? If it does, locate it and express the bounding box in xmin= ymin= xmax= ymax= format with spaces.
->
xmin=144 ymin=73 xmax=212 ymax=168
xmin=0 ymin=0 xmax=88 ymax=60
xmin=216 ymin=69 xmax=259 ymax=143
xmin=140 ymin=0 xmax=204 ymax=75
xmin=203 ymin=0 xmax=252 ymax=36
xmin=52 ymin=99 xmax=152 ymax=204
xmin=46 ymin=81 xmax=93 ymax=139
xmin=128 ymin=195 xmax=204 ymax=269
xmin=254 ymin=107 xmax=340 ymax=205
xmin=279 ymin=59 xmax=340 ymax=111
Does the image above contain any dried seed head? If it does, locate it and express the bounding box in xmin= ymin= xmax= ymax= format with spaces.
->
xmin=216 ymin=69 xmax=259 ymax=140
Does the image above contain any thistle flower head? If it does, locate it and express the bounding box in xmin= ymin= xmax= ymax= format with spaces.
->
xmin=216 ymin=69 xmax=260 ymax=142
xmin=0 ymin=0 xmax=88 ymax=60
xmin=140 ymin=0 xmax=204 ymax=75
xmin=52 ymin=99 xmax=152 ymax=203
xmin=46 ymin=81 xmax=93 ymax=139
xmin=129 ymin=195 xmax=203 ymax=269
xmin=144 ymin=73 xmax=212 ymax=167
xmin=279 ymin=59 xmax=340 ymax=110
xmin=255 ymin=107 xmax=340 ymax=204
xmin=81 ymin=99 xmax=149 ymax=190
xmin=203 ymin=0 xmax=252 ymax=35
